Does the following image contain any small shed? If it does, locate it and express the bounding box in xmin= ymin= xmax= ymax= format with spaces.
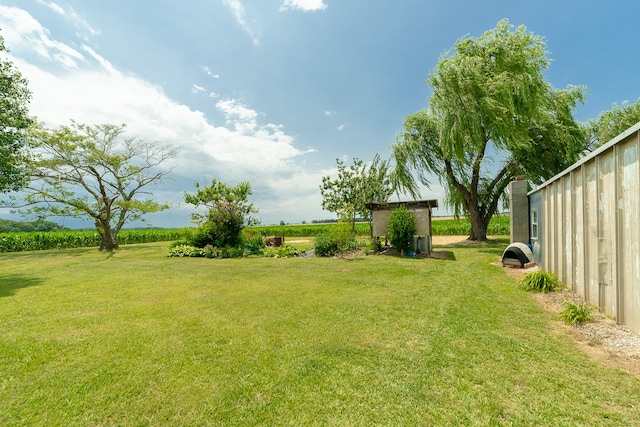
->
xmin=366 ymin=200 xmax=439 ymax=255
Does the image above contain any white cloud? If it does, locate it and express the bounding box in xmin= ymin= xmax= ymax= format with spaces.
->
xmin=0 ymin=5 xmax=85 ymax=69
xmin=1 ymin=6 xmax=325 ymax=225
xmin=36 ymin=0 xmax=100 ymax=38
xmin=222 ymin=0 xmax=260 ymax=46
xmin=280 ymin=0 xmax=328 ymax=12
xmin=337 ymin=124 xmax=345 ymax=131
xmin=192 ymin=84 xmax=205 ymax=94
xmin=36 ymin=0 xmax=64 ymax=15
xmin=202 ymin=65 xmax=219 ymax=79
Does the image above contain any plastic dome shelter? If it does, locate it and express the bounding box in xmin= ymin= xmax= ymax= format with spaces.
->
xmin=501 ymin=242 xmax=535 ymax=268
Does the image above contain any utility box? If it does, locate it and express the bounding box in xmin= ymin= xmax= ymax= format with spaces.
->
xmin=413 ymin=235 xmax=431 ymax=256
xmin=509 ymin=178 xmax=529 ymax=244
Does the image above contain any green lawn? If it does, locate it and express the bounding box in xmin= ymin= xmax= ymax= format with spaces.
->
xmin=1 ymin=240 xmax=639 ymax=426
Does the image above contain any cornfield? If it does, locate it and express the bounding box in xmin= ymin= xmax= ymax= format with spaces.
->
xmin=0 ymin=229 xmax=184 ymax=252
xmin=0 ymin=215 xmax=510 ymax=252
xmin=249 ymin=215 xmax=510 ymax=238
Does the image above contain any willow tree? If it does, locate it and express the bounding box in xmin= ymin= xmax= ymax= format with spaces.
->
xmin=392 ymin=19 xmax=586 ymax=240
xmin=586 ymin=99 xmax=640 ymax=149
xmin=21 ymin=122 xmax=177 ymax=250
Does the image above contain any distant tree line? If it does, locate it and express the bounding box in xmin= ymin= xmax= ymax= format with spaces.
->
xmin=0 ymin=218 xmax=68 ymax=233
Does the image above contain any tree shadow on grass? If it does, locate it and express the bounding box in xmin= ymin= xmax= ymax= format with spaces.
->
xmin=0 ymin=274 xmax=44 ymax=297
xmin=430 ymin=250 xmax=457 ymax=261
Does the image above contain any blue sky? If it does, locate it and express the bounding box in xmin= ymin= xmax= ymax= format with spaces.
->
xmin=0 ymin=0 xmax=638 ymax=227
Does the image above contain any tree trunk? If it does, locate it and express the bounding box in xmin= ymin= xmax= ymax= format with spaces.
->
xmin=467 ymin=208 xmax=489 ymax=241
xmin=96 ymin=220 xmax=119 ymax=251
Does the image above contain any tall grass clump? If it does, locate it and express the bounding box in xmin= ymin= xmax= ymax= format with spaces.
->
xmin=518 ymin=270 xmax=563 ymax=293
xmin=560 ymin=302 xmax=595 ymax=326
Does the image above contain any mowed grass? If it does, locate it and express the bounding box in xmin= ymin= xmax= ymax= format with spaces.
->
xmin=1 ymin=241 xmax=639 ymax=426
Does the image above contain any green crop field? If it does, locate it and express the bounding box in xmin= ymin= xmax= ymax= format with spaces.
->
xmin=0 ymin=215 xmax=510 ymax=252
xmin=250 ymin=215 xmax=510 ymax=237
xmin=0 ymin=229 xmax=183 ymax=252
xmin=1 ymin=240 xmax=639 ymax=426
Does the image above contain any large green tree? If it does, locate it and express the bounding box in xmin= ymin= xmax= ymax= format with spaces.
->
xmin=320 ymin=154 xmax=393 ymax=234
xmin=18 ymin=122 xmax=177 ymax=250
xmin=391 ymin=19 xmax=586 ymax=240
xmin=0 ymin=33 xmax=33 ymax=193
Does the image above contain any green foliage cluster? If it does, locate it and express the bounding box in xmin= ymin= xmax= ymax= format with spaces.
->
xmin=167 ymin=244 xmax=203 ymax=257
xmin=518 ymin=270 xmax=563 ymax=293
xmin=0 ymin=34 xmax=33 ymax=193
xmin=587 ymin=99 xmax=640 ymax=148
xmin=0 ymin=229 xmax=183 ymax=252
xmin=387 ymin=205 xmax=417 ymax=253
xmin=262 ymin=244 xmax=300 ymax=258
xmin=167 ymin=240 xmax=299 ymax=259
xmin=167 ymin=243 xmax=251 ymax=259
xmin=560 ymin=302 xmax=595 ymax=326
xmin=314 ymin=233 xmax=339 ymax=257
xmin=184 ymin=179 xmax=258 ymax=249
xmin=320 ymin=155 xmax=393 ymax=232
xmin=313 ymin=220 xmax=364 ymax=257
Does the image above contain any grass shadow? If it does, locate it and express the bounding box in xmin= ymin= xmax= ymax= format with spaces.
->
xmin=430 ymin=250 xmax=456 ymax=261
xmin=0 ymin=274 xmax=44 ymax=297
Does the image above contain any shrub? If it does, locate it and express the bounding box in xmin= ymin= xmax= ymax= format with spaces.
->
xmin=187 ymin=220 xmax=242 ymax=249
xmin=242 ymin=230 xmax=266 ymax=255
xmin=560 ymin=302 xmax=594 ymax=326
xmin=314 ymin=233 xmax=339 ymax=257
xmin=387 ymin=205 xmax=416 ymax=254
xmin=518 ymin=270 xmax=563 ymax=293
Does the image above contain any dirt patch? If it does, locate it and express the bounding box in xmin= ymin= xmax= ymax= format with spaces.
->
xmin=431 ymin=235 xmax=504 ymax=246
xmin=500 ymin=264 xmax=640 ymax=377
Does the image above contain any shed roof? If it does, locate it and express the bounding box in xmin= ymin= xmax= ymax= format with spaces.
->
xmin=366 ymin=200 xmax=439 ymax=211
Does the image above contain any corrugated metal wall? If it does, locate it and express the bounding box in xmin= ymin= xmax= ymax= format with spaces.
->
xmin=530 ymin=123 xmax=640 ymax=333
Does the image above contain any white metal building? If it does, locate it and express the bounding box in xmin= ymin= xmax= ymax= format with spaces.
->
xmin=528 ymin=122 xmax=640 ymax=333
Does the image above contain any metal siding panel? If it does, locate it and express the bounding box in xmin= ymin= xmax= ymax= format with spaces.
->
xmin=564 ymin=176 xmax=573 ymax=287
xmin=597 ymin=151 xmax=617 ymax=317
xmin=543 ymin=187 xmax=551 ymax=269
xmin=550 ymin=182 xmax=558 ymax=272
xmin=557 ymin=178 xmax=566 ymax=283
xmin=585 ymin=161 xmax=599 ymax=305
xmin=572 ymin=170 xmax=585 ymax=296
xmin=618 ymin=136 xmax=640 ymax=331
